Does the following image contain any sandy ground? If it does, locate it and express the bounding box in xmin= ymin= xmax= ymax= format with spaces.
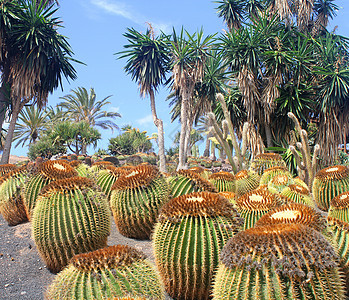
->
xmin=0 ymin=214 xmax=155 ymax=300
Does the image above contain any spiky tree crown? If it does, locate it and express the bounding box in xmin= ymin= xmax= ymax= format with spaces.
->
xmin=209 ymin=171 xmax=235 ymax=181
xmin=236 ymin=189 xmax=282 ymax=211
xmin=71 ymin=245 xmax=146 ymax=272
xmin=255 ymin=203 xmax=326 ymax=232
xmin=220 ymin=223 xmax=339 ymax=277
xmin=176 ymin=169 xmax=217 ymax=192
xmin=158 ymin=192 xmax=239 ymax=222
xmin=315 ymin=165 xmax=349 ymax=180
xmin=112 ymin=165 xmax=160 ymax=190
xmin=38 ymin=160 xmax=78 ymax=180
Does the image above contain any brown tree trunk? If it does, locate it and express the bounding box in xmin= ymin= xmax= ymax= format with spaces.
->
xmin=149 ymin=90 xmax=167 ymax=173
xmin=0 ymin=64 xmax=11 ymax=134
xmin=177 ymin=91 xmax=189 ymax=170
xmin=265 ymin=122 xmax=273 ymax=148
xmin=1 ymin=99 xmax=22 ymax=164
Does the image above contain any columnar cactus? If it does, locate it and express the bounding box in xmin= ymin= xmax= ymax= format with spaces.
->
xmin=169 ymin=169 xmax=217 ymax=198
xmin=236 ymin=188 xmax=283 ymax=229
xmin=259 ymin=166 xmax=292 ymax=185
xmin=208 ymin=171 xmax=235 ymax=192
xmin=213 ymin=223 xmax=345 ymax=299
xmin=22 ymin=160 xmax=78 ymax=219
xmin=153 ymin=192 xmax=242 ymax=300
xmin=255 ymin=203 xmax=327 ymax=233
xmin=249 ymin=153 xmax=286 ymax=175
xmin=328 ymin=192 xmax=349 ymax=223
xmin=32 ymin=177 xmax=111 ymax=273
xmin=312 ymin=165 xmax=349 ymax=211
xmin=110 ymin=165 xmax=170 ymax=239
xmin=280 ymin=184 xmax=315 ymax=207
xmin=0 ymin=166 xmax=28 ymax=226
xmin=234 ymin=170 xmax=260 ymax=198
xmin=96 ymin=166 xmax=127 ymax=198
xmin=46 ymin=245 xmax=165 ymax=300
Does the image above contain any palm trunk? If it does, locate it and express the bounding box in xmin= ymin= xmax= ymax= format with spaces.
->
xmin=210 ymin=141 xmax=216 ymax=161
xmin=0 ymin=99 xmax=22 ymax=164
xmin=265 ymin=122 xmax=273 ymax=148
xmin=177 ymin=91 xmax=190 ymax=170
xmin=149 ymin=90 xmax=167 ymax=173
xmin=203 ymin=133 xmax=210 ymax=157
xmin=0 ymin=64 xmax=11 ymax=134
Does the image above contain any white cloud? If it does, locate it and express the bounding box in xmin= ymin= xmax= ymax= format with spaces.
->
xmin=137 ymin=114 xmax=153 ymax=125
xmin=90 ymin=0 xmax=171 ymax=33
xmin=109 ymin=106 xmax=120 ymax=113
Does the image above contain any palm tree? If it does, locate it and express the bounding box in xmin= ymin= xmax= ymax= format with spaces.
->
xmin=214 ymin=0 xmax=246 ymax=31
xmin=13 ymin=105 xmax=49 ymax=147
xmin=0 ymin=0 xmax=78 ymax=164
xmin=168 ymin=27 xmax=214 ymax=169
xmin=117 ymin=25 xmax=169 ymax=172
xmin=58 ymin=87 xmax=120 ymax=130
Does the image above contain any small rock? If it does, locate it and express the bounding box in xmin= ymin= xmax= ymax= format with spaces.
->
xmin=39 ymin=267 xmax=42 ymax=270
xmin=20 ymin=291 xmax=26 ymax=295
xmin=4 ymin=284 xmax=9 ymax=287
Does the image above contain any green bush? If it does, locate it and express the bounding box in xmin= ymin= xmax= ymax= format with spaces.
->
xmin=28 ymin=137 xmax=66 ymax=160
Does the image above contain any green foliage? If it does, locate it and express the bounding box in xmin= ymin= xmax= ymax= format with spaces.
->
xmin=108 ymin=126 xmax=153 ymax=155
xmin=27 ymin=136 xmax=66 ymax=160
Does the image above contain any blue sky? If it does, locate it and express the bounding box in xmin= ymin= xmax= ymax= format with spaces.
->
xmin=9 ymin=0 xmax=349 ymax=157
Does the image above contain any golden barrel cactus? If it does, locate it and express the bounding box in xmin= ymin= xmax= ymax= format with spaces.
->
xmin=249 ymin=153 xmax=286 ymax=175
xmin=46 ymin=245 xmax=165 ymax=299
xmin=213 ymin=223 xmax=345 ymax=299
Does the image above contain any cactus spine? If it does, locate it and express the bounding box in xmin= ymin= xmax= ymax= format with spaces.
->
xmin=96 ymin=166 xmax=127 ymax=198
xmin=170 ymin=169 xmax=217 ymax=198
xmin=259 ymin=166 xmax=292 ymax=185
xmin=208 ymin=171 xmax=235 ymax=192
xmin=153 ymin=192 xmax=242 ymax=300
xmin=280 ymin=184 xmax=315 ymax=207
xmin=0 ymin=166 xmax=28 ymax=226
xmin=249 ymin=153 xmax=286 ymax=176
xmin=267 ymin=174 xmax=294 ymax=194
xmin=236 ymin=188 xmax=283 ymax=229
xmin=46 ymin=245 xmax=165 ymax=300
xmin=312 ymin=165 xmax=349 ymax=211
xmin=32 ymin=177 xmax=111 ymax=273
xmin=22 ymin=160 xmax=78 ymax=219
xmin=110 ymin=165 xmax=170 ymax=239
xmin=234 ymin=170 xmax=260 ymax=198
xmin=213 ymin=223 xmax=345 ymax=299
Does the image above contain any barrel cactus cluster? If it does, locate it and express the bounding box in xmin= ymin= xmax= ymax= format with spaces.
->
xmin=3 ymin=153 xmax=349 ymax=300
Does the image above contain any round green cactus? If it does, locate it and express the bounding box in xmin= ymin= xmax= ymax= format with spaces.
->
xmin=169 ymin=169 xmax=217 ymax=198
xmin=153 ymin=192 xmax=242 ymax=300
xmin=259 ymin=166 xmax=292 ymax=185
xmin=96 ymin=166 xmax=127 ymax=199
xmin=234 ymin=169 xmax=260 ymax=198
xmin=110 ymin=165 xmax=170 ymax=239
xmin=313 ymin=165 xmax=349 ymax=211
xmin=255 ymin=202 xmax=327 ymax=233
xmin=328 ymin=191 xmax=349 ymax=223
xmin=90 ymin=160 xmax=114 ymax=172
xmin=22 ymin=160 xmax=78 ymax=220
xmin=218 ymin=191 xmax=237 ymax=207
xmin=68 ymin=160 xmax=90 ymax=177
xmin=249 ymin=153 xmax=286 ymax=175
xmin=267 ymin=173 xmax=294 ymax=194
xmin=45 ymin=245 xmax=165 ymax=300
xmin=208 ymin=171 xmax=235 ymax=192
xmin=281 ymin=184 xmax=315 ymax=207
xmin=32 ymin=177 xmax=111 ymax=273
xmin=236 ymin=188 xmax=283 ymax=229
xmin=213 ymin=223 xmax=345 ymax=300
xmin=0 ymin=166 xmax=28 ymax=226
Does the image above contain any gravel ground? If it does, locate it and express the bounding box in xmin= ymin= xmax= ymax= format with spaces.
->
xmin=0 ymin=214 xmax=155 ymax=300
